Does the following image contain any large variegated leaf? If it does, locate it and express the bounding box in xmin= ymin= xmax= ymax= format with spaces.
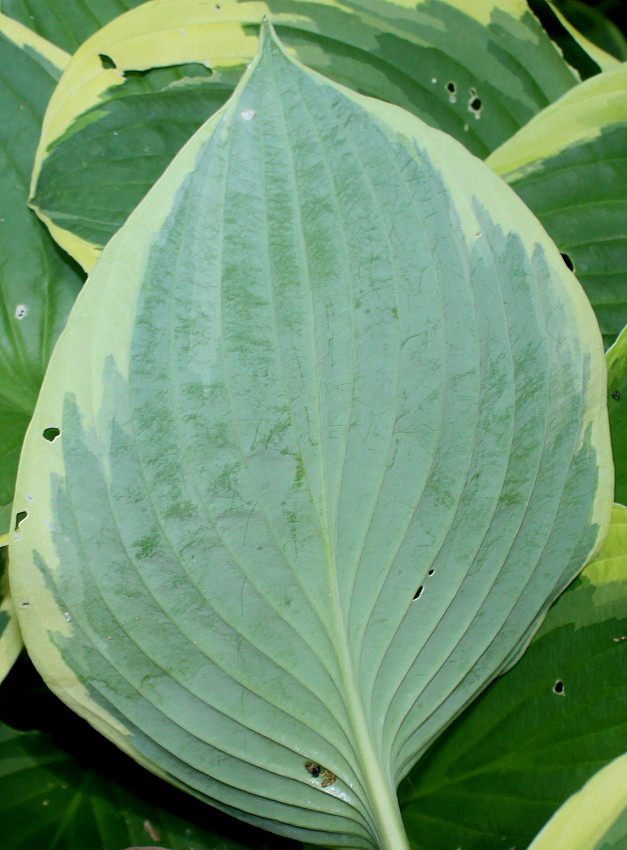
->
xmin=11 ymin=24 xmax=611 ymax=850
xmin=487 ymin=62 xmax=627 ymax=348
xmin=399 ymin=503 xmax=627 ymax=850
xmin=0 ymin=16 xmax=84 ymax=534
xmin=526 ymin=752 xmax=627 ymax=850
xmin=29 ymin=0 xmax=579 ymax=270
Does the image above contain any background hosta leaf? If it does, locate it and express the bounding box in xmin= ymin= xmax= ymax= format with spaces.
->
xmin=526 ymin=752 xmax=627 ymax=850
xmin=0 ymin=0 xmax=148 ymax=53
xmin=554 ymin=0 xmax=627 ymax=62
xmin=29 ymin=0 xmax=579 ymax=268
xmin=398 ymin=503 xmax=627 ymax=850
xmin=0 ymin=711 xmax=292 ymax=850
xmin=528 ymin=0 xmax=618 ymax=76
xmin=606 ymin=325 xmax=627 ymax=506
xmin=11 ymin=25 xmax=611 ymax=849
xmin=0 ymin=546 xmax=22 ymax=684
xmin=487 ymin=62 xmax=627 ymax=348
xmin=0 ymin=16 xmax=84 ymax=534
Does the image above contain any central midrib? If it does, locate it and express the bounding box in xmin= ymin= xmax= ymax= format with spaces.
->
xmin=325 ymin=536 xmax=411 ymax=850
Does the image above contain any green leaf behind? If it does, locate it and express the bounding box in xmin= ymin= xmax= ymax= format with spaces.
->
xmin=606 ymin=325 xmax=627 ymax=505
xmin=0 ymin=715 xmax=293 ymax=850
xmin=0 ymin=17 xmax=84 ymax=533
xmin=30 ymin=0 xmax=580 ymax=266
xmin=0 ymin=0 xmax=148 ymax=53
xmin=526 ymin=751 xmax=627 ymax=850
xmin=488 ymin=63 xmax=627 ymax=348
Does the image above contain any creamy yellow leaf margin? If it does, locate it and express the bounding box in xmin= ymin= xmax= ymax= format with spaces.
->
xmin=487 ymin=61 xmax=627 ymax=179
xmin=29 ymin=0 xmax=563 ymax=271
xmin=527 ymin=751 xmax=627 ymax=850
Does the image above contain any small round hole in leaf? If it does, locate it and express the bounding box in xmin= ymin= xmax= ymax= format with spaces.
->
xmin=413 ymin=585 xmax=424 ymax=600
xmin=15 ymin=510 xmax=28 ymax=531
xmin=553 ymin=679 xmax=565 ymax=695
xmin=43 ymin=427 xmax=61 ymax=442
xmin=99 ymin=53 xmax=116 ymax=69
xmin=561 ymin=253 xmax=574 ymax=271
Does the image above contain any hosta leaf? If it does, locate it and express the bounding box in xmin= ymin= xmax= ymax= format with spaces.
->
xmin=487 ymin=62 xmax=627 ymax=348
xmin=526 ymin=752 xmax=627 ymax=850
xmin=0 ymin=16 xmax=84 ymax=534
xmin=11 ymin=25 xmax=611 ymax=850
xmin=0 ymin=0 xmax=148 ymax=53
xmin=553 ymin=0 xmax=627 ymax=63
xmin=29 ymin=0 xmax=579 ymax=269
xmin=0 ymin=545 xmax=22 ymax=684
xmin=399 ymin=502 xmax=627 ymax=850
xmin=606 ymin=326 xmax=627 ymax=506
xmin=528 ymin=0 xmax=617 ymax=77
xmin=0 ymin=716 xmax=293 ymax=849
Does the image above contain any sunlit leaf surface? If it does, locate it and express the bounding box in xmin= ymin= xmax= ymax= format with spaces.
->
xmin=11 ymin=25 xmax=611 ymax=850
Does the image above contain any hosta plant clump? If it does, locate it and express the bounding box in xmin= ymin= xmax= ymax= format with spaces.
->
xmin=0 ymin=3 xmax=625 ymax=850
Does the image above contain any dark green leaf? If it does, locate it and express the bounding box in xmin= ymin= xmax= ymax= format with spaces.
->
xmin=606 ymin=325 xmax=627 ymax=505
xmin=0 ymin=18 xmax=84 ymax=533
xmin=1 ymin=0 xmax=148 ymax=53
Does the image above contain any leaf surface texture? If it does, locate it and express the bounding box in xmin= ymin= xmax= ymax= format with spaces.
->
xmin=11 ymin=25 xmax=612 ymax=849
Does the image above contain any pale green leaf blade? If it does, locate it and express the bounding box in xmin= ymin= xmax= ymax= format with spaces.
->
xmin=29 ymin=0 xmax=579 ymax=269
xmin=487 ymin=63 xmax=627 ymax=348
xmin=11 ymin=24 xmax=611 ymax=849
xmin=0 ymin=16 xmax=84 ymax=534
xmin=399 ymin=503 xmax=627 ymax=850
xmin=606 ymin=326 xmax=627 ymax=505
xmin=0 ymin=716 xmax=291 ymax=849
xmin=0 ymin=545 xmax=22 ymax=685
xmin=526 ymin=752 xmax=627 ymax=850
